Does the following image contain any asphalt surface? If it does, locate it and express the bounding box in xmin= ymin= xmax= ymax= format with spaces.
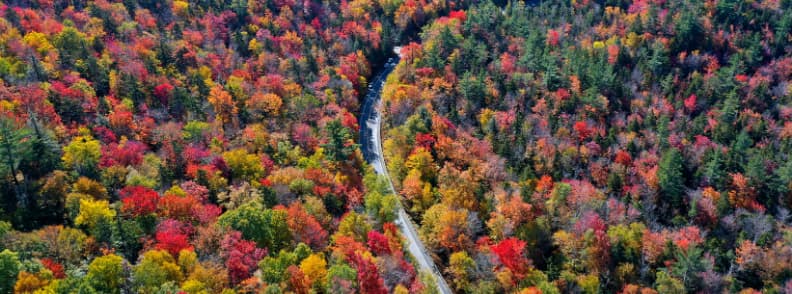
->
xmin=359 ymin=57 xmax=453 ymax=294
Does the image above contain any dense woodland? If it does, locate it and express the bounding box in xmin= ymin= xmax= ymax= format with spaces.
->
xmin=0 ymin=0 xmax=790 ymax=293
xmin=380 ymin=0 xmax=792 ymax=293
xmin=0 ymin=0 xmax=471 ymax=292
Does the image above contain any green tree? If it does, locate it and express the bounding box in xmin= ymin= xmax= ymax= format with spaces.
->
xmin=335 ymin=211 xmax=371 ymax=243
xmin=19 ymin=114 xmax=60 ymax=180
xmin=657 ymin=115 xmax=670 ymax=150
xmin=182 ymin=121 xmax=210 ymax=143
xmin=670 ymin=246 xmax=707 ymax=292
xmin=673 ymin=5 xmax=705 ymax=53
xmin=0 ymin=221 xmax=10 ymax=243
xmin=458 ymin=71 xmax=487 ymax=109
xmin=607 ymin=222 xmax=646 ymax=264
xmin=0 ymin=249 xmax=21 ymax=294
xmin=364 ymin=191 xmax=399 ymax=224
xmin=42 ymin=276 xmax=98 ymax=293
xmin=698 ymin=149 xmax=726 ymax=190
xmin=217 ymin=202 xmax=291 ymax=252
xmin=259 ymin=243 xmax=311 ymax=284
xmin=658 ymin=149 xmax=685 ymax=214
xmin=0 ymin=117 xmax=32 ymax=207
xmin=647 ymin=40 xmax=670 ymax=77
xmin=321 ymin=120 xmax=358 ymax=163
xmin=78 ymin=54 xmax=110 ymax=97
xmin=448 ymin=251 xmax=475 ymax=291
xmin=771 ymin=158 xmax=792 ymax=198
xmin=325 ymin=263 xmax=357 ymax=292
xmin=654 ymin=270 xmax=685 ymax=294
xmin=53 ymin=26 xmax=89 ymax=69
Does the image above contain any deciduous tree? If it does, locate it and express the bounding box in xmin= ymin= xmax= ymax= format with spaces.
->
xmin=74 ymin=199 xmax=115 ymax=230
xmin=86 ymin=254 xmax=124 ymax=294
xmin=221 ymin=231 xmax=266 ymax=284
xmin=133 ymin=250 xmax=183 ymax=293
xmin=300 ymin=253 xmax=328 ymax=288
xmin=0 ymin=250 xmax=21 ymax=294
xmin=217 ymin=202 xmax=291 ymax=252
xmin=119 ymin=186 xmax=159 ymax=217
xmin=62 ymin=133 xmax=102 ymax=177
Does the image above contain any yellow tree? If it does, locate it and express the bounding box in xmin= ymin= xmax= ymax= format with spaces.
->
xmin=438 ymin=165 xmax=478 ymax=211
xmin=401 ymin=169 xmax=434 ymax=213
xmin=208 ymin=85 xmax=238 ymax=128
xmin=246 ymin=92 xmax=283 ymax=119
xmin=448 ymin=251 xmax=475 ymax=291
xmin=420 ymin=203 xmax=473 ymax=252
xmin=300 ymin=253 xmax=327 ymax=287
xmin=22 ymin=32 xmax=55 ymax=55
xmin=133 ymin=250 xmax=184 ymax=293
xmin=186 ymin=261 xmax=229 ymax=293
xmin=86 ymin=254 xmax=124 ymax=294
xmin=62 ymin=134 xmax=101 ymax=177
xmin=405 ymin=147 xmax=437 ymax=182
xmin=72 ymin=177 xmax=108 ymax=200
xmin=221 ymin=149 xmax=264 ymax=183
xmin=334 ymin=211 xmax=371 ymax=243
xmin=74 ymin=199 xmax=115 ymax=230
xmin=14 ymin=271 xmax=49 ymax=293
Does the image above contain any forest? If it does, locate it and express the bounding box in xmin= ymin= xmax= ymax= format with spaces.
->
xmin=0 ymin=0 xmax=790 ymax=293
xmin=380 ymin=0 xmax=792 ymax=293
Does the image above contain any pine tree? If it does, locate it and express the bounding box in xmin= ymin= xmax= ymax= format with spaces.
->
xmin=0 ymin=118 xmax=31 ymax=207
xmin=659 ymin=149 xmax=686 ymax=216
xmin=321 ymin=120 xmax=358 ymax=163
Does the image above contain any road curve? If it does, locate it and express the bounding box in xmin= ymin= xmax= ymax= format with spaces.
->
xmin=359 ymin=57 xmax=453 ymax=294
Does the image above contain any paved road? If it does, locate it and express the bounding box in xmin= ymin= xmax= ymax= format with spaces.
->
xmin=359 ymin=58 xmax=453 ymax=294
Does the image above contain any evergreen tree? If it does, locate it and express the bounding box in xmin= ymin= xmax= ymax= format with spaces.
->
xmin=658 ymin=149 xmax=685 ymax=216
xmin=0 ymin=118 xmax=31 ymax=208
xmin=321 ymin=120 xmax=358 ymax=163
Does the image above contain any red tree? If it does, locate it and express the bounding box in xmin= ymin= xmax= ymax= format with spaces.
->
xmin=367 ymin=231 xmax=391 ymax=256
xmin=449 ymin=10 xmax=466 ymax=22
xmin=221 ymin=231 xmax=266 ymax=284
xmin=490 ymin=237 xmax=529 ymax=278
xmin=573 ymin=121 xmax=592 ymax=143
xmin=155 ymin=219 xmax=194 ymax=257
xmin=684 ymin=94 xmax=697 ymax=113
xmin=158 ymin=194 xmax=200 ymax=221
xmin=153 ymin=82 xmax=174 ymax=105
xmin=415 ymin=133 xmax=436 ymax=150
xmin=287 ymin=265 xmax=310 ymax=294
xmin=120 ymin=186 xmax=159 ymax=217
xmin=547 ymin=29 xmax=560 ymax=47
xmin=283 ymin=202 xmax=328 ymax=250
xmin=92 ymin=126 xmax=118 ymax=143
xmin=556 ymin=88 xmax=571 ymax=101
xmin=99 ymin=141 xmax=148 ymax=168
xmin=193 ymin=204 xmax=222 ymax=225
xmin=341 ymin=111 xmax=359 ymax=132
xmin=41 ymin=258 xmax=66 ymax=279
xmin=349 ymin=253 xmax=388 ymax=294
xmin=500 ymin=53 xmax=516 ymax=74
xmin=614 ymin=150 xmax=632 ymax=166
xmin=292 ymin=123 xmax=318 ymax=151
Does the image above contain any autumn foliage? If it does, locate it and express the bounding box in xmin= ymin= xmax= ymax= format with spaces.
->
xmin=0 ymin=0 xmax=791 ymax=293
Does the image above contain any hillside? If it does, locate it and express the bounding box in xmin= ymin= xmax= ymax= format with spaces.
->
xmin=0 ymin=0 xmax=462 ymax=292
xmin=380 ymin=0 xmax=792 ymax=293
xmin=0 ymin=0 xmax=791 ymax=293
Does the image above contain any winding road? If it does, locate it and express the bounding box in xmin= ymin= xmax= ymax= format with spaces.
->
xmin=359 ymin=57 xmax=453 ymax=294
